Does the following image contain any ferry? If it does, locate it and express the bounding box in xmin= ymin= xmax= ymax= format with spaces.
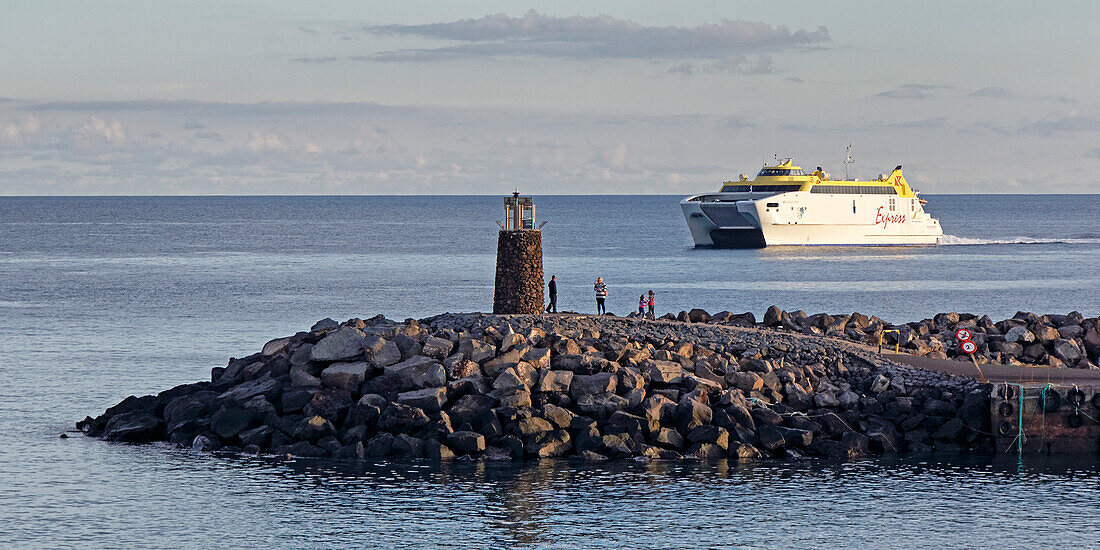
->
xmin=680 ymin=152 xmax=943 ymax=247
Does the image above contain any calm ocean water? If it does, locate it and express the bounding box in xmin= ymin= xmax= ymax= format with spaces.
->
xmin=1 ymin=195 xmax=1099 ymax=548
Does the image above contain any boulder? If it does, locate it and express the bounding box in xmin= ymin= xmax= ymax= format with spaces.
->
xmin=397 ymin=387 xmax=448 ymax=413
xmin=446 ymin=431 xmax=486 ymax=454
xmin=687 ymin=309 xmax=711 ymax=323
xmin=261 ymin=336 xmax=293 ymax=356
xmin=421 ymin=336 xmax=455 ymax=360
xmin=540 ymin=404 xmax=576 ymax=429
xmin=571 ymin=373 xmax=617 ymax=398
xmin=514 ymin=417 xmax=554 ymax=437
xmin=386 ymin=356 xmax=446 ymax=389
xmin=217 ymin=375 xmax=282 ymax=404
xmin=310 ymin=327 xmax=366 ymax=362
xmin=763 ymin=305 xmax=784 ymax=327
xmin=363 ymin=335 xmax=401 ymax=367
xmin=391 ymin=434 xmax=424 ymax=458
xmin=311 ymin=318 xmax=339 ymax=332
xmin=103 ymin=411 xmax=162 ymax=442
xmin=377 ymin=403 xmax=431 ymax=434
xmin=1052 ymin=338 xmax=1083 ymax=365
xmin=644 ymin=361 xmax=686 ymax=384
xmin=535 ymin=370 xmax=573 ymax=393
xmin=1004 ymin=326 xmax=1035 ymax=344
xmin=526 ymin=429 xmax=572 ymax=457
xmin=210 ymin=405 xmax=257 ymax=439
xmin=320 ymin=361 xmax=371 ymax=392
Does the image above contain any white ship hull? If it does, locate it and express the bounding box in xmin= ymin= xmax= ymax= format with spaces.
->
xmin=681 ymin=191 xmax=943 ymax=247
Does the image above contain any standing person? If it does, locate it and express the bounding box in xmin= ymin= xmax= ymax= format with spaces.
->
xmin=638 ymin=294 xmax=647 ymax=316
xmin=546 ymin=275 xmax=557 ymax=313
xmin=647 ymin=290 xmax=655 ymax=319
xmin=594 ymin=277 xmax=607 ymax=315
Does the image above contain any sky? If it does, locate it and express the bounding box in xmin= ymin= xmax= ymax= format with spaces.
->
xmin=0 ymin=1 xmax=1097 ymax=195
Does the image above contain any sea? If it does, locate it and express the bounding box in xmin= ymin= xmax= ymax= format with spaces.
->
xmin=1 ymin=195 xmax=1098 ymax=549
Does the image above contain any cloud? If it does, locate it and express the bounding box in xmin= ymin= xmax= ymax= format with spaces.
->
xmin=890 ymin=117 xmax=947 ymax=128
xmin=1 ymin=115 xmax=41 ymax=145
xmin=291 ymin=56 xmax=340 ymax=64
xmin=357 ymin=10 xmax=828 ymax=62
xmin=1020 ymin=112 xmax=1100 ymax=135
xmin=968 ymin=86 xmax=1011 ymax=98
xmin=874 ymin=84 xmax=952 ymax=99
xmin=246 ymin=132 xmax=288 ymax=152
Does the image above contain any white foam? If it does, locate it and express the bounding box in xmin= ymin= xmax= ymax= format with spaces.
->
xmin=938 ymin=235 xmax=1100 ymax=246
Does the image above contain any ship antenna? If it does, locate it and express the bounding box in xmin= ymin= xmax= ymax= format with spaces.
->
xmin=844 ymin=143 xmax=855 ymax=180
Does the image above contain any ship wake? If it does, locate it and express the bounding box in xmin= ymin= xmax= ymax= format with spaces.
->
xmin=939 ymin=235 xmax=1100 ymax=246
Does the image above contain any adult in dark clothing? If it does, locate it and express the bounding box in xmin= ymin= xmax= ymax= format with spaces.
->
xmin=594 ymin=277 xmax=607 ymax=315
xmin=546 ymin=275 xmax=557 ymax=313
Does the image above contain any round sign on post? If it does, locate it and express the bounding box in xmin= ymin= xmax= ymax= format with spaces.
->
xmin=955 ymin=328 xmax=972 ymax=342
xmin=961 ymin=340 xmax=977 ymax=354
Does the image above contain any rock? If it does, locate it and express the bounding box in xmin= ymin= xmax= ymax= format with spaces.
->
xmin=210 ymin=405 xmax=257 ymax=439
xmin=391 ymin=434 xmax=425 ymax=458
xmin=363 ymin=335 xmax=401 ymax=367
xmin=688 ymin=309 xmax=711 ymax=323
xmin=644 ymin=361 xmax=686 ymax=384
xmin=261 ymin=336 xmax=293 ymax=356
xmin=526 ymin=429 xmax=572 ymax=457
xmin=523 ymin=347 xmax=551 ymax=369
xmin=571 ymin=373 xmax=617 ymax=398
xmin=763 ymin=305 xmax=784 ymax=327
xmin=386 ymin=356 xmax=446 ymax=389
xmin=1052 ymin=338 xmax=1083 ymax=364
xmin=320 ymin=361 xmax=371 ymax=392
xmin=311 ymin=318 xmax=339 ymax=332
xmin=677 ymin=399 xmax=712 ymax=433
xmin=377 ymin=403 xmax=431 ymax=434
xmin=493 ymin=367 xmax=529 ymax=393
xmin=920 ymin=398 xmax=956 ymax=417
xmin=732 ymin=443 xmax=764 ymax=459
xmin=758 ymin=426 xmax=786 ymax=451
xmin=103 ymin=411 xmax=162 ymax=442
xmin=192 ymin=434 xmax=219 ymax=452
xmin=687 ymin=425 xmax=729 ymax=449
xmin=289 ymin=366 xmax=321 ymax=388
xmin=446 ymin=431 xmax=486 ymax=454
xmin=1032 ymin=324 xmax=1060 ymax=344
xmin=814 ymin=391 xmax=840 ymax=408
xmin=274 ymin=441 xmax=327 ymax=457
xmin=421 ymin=336 xmax=455 ymax=360
xmin=1004 ymin=326 xmax=1035 ymax=343
xmin=514 ymin=416 xmax=555 ymax=437
xmin=535 ymin=370 xmax=573 ymax=393
xmin=728 ymin=371 xmax=763 ymax=392
xmin=364 ymin=433 xmax=395 ymax=457
xmin=397 ymin=387 xmax=448 ymax=413
xmin=541 ymin=404 xmax=576 ymax=429
xmin=310 ymin=327 xmax=366 ymax=362
xmin=217 ymin=375 xmax=282 ymax=403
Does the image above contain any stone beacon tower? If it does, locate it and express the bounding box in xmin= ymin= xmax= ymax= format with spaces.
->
xmin=493 ymin=190 xmax=544 ymax=314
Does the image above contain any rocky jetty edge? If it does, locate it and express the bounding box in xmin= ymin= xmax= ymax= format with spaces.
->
xmin=665 ymin=306 xmax=1100 ymax=370
xmin=78 ymin=311 xmax=1003 ymax=462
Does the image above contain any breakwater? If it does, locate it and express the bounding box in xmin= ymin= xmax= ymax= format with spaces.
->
xmin=79 ymin=312 xmax=993 ymax=460
xmin=659 ymin=306 xmax=1100 ymax=369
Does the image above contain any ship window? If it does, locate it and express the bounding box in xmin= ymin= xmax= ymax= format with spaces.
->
xmin=889 ymin=198 xmax=896 ymax=211
xmin=766 ymin=202 xmax=779 ymax=208
xmin=810 ymin=185 xmax=898 ymax=195
xmin=852 ymin=200 xmax=856 ymax=214
xmin=720 ymin=185 xmax=751 ymax=192
xmin=757 ymin=168 xmax=805 ymax=176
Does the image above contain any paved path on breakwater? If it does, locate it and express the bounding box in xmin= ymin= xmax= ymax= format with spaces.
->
xmin=549 ymin=314 xmax=1100 ymax=387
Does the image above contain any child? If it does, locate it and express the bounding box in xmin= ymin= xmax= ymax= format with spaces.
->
xmin=639 ymin=294 xmax=647 ymax=316
xmin=647 ymin=290 xmax=655 ymax=318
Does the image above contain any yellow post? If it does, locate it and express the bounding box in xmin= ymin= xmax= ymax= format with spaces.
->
xmin=881 ymin=329 xmax=900 ymax=354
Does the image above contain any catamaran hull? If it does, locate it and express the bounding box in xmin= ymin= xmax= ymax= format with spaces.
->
xmin=681 ymin=194 xmax=942 ymax=248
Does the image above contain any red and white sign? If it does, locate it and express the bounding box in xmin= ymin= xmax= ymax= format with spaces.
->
xmin=961 ymin=341 xmax=977 ymax=354
xmin=955 ymin=328 xmax=972 ymax=342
